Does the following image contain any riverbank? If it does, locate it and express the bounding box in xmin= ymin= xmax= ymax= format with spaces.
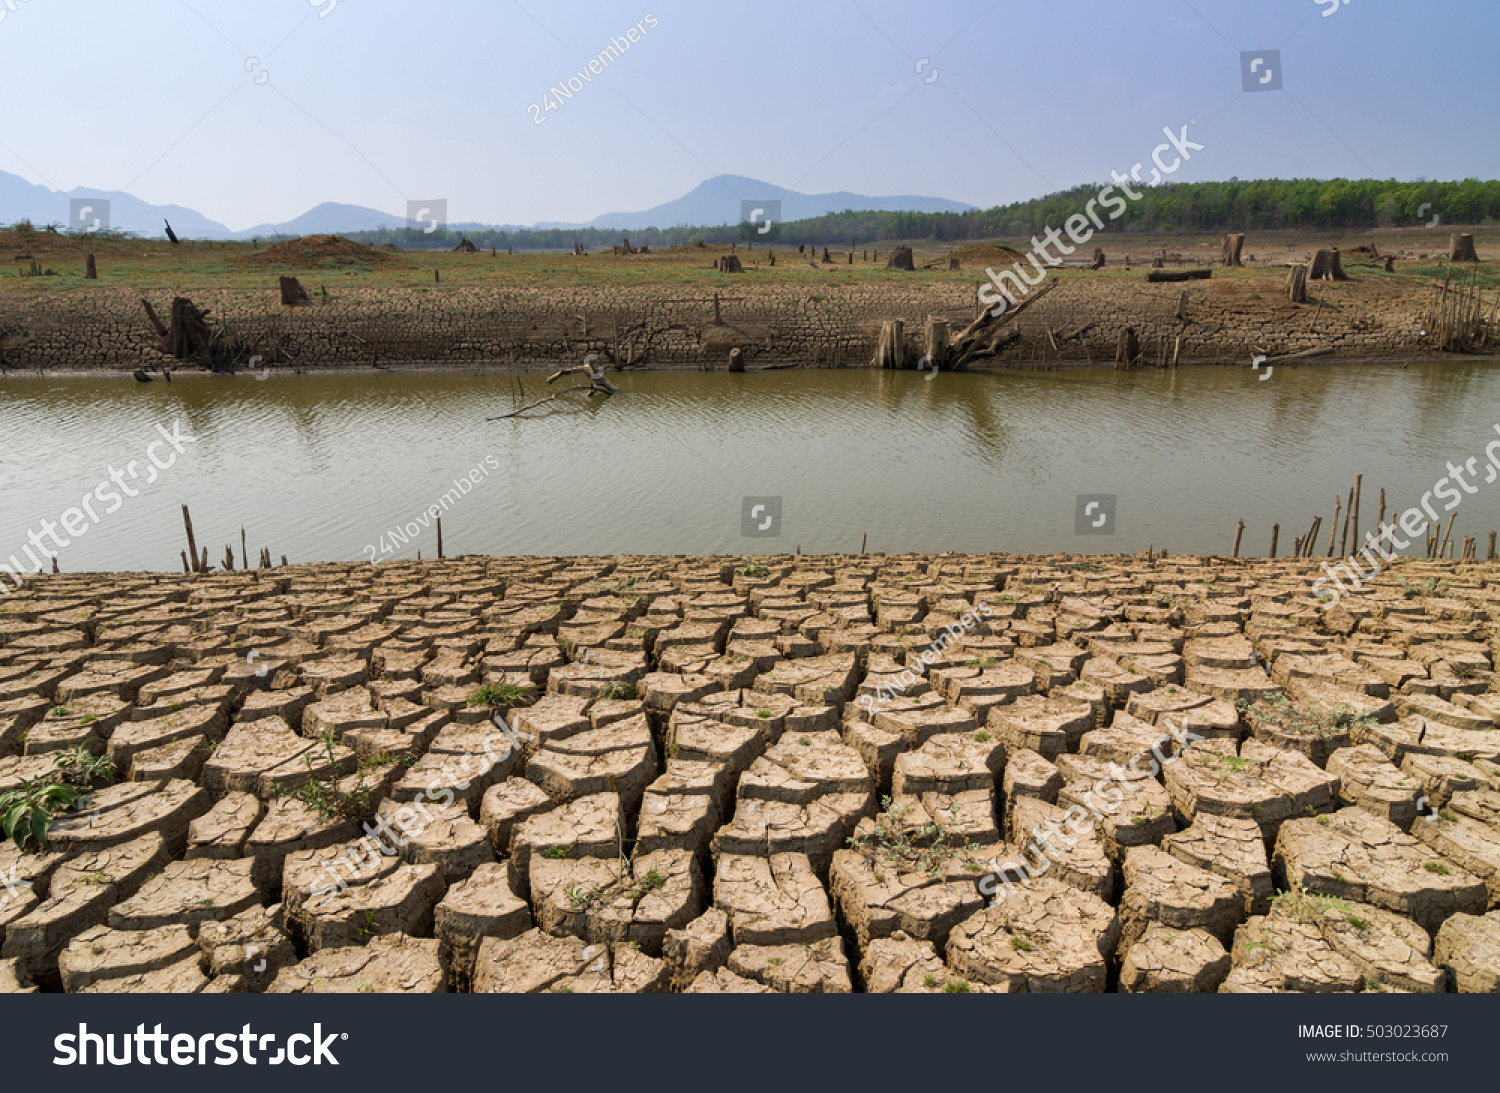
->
xmin=0 ymin=550 xmax=1497 ymax=994
xmin=0 ymin=229 xmax=1491 ymax=373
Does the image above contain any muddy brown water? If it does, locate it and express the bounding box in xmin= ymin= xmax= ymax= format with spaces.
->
xmin=1 ymin=362 xmax=1498 ymax=577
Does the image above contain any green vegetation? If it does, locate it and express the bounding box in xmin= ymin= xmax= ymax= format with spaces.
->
xmin=0 ymin=747 xmax=116 ymax=851
xmin=468 ymin=682 xmax=535 ymax=707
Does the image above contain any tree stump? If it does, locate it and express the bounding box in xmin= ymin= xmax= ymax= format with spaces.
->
xmin=1308 ymin=249 xmax=1347 ymax=280
xmin=1221 ymin=233 xmax=1245 ymax=266
xmin=885 ymin=246 xmax=915 ymax=271
xmin=719 ymin=255 xmax=744 ymax=273
xmin=798 ymin=244 xmax=805 ymax=254
xmin=572 ymin=242 xmax=587 ymax=256
xmin=822 ymin=247 xmax=832 ymax=263
xmin=947 ymin=257 xmax=960 ymax=270
xmin=1087 ymin=247 xmax=1105 ymax=270
xmin=1450 ymin=233 xmax=1479 ymax=262
xmin=85 ymin=254 xmax=96 ymax=280
xmin=1286 ymin=264 xmax=1309 ymax=303
xmin=279 ymin=276 xmax=312 ymax=307
xmin=925 ymin=318 xmax=949 ymax=371
xmin=1115 ymin=327 xmax=1140 ymax=367
xmin=164 ymin=219 xmax=179 ymax=245
xmin=1382 ymin=255 xmax=1395 ymax=272
xmin=872 ymin=320 xmax=905 ymax=369
xmin=728 ymin=348 xmax=745 ymax=373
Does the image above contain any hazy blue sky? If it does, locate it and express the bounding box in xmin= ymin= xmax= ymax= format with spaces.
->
xmin=1 ymin=0 xmax=1496 ymax=230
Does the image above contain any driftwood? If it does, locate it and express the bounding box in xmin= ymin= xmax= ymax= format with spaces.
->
xmin=489 ymin=358 xmax=619 ymax=418
xmin=935 ymin=278 xmax=1058 ymax=371
xmin=1145 ymin=269 xmax=1211 ymax=283
xmin=140 ymin=296 xmax=252 ymax=372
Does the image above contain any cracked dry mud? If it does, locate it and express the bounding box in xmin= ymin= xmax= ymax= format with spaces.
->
xmin=1 ymin=552 xmax=1499 ymax=993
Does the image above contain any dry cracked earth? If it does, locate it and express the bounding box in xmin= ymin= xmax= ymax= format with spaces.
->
xmin=3 ymin=553 xmax=1500 ymax=994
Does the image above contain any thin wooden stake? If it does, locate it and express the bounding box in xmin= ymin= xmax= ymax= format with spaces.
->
xmin=182 ymin=505 xmax=200 ymax=573
xmin=1340 ymin=487 xmax=1354 ymax=557
xmin=1326 ymin=498 xmax=1341 ymax=557
xmin=1232 ymin=520 xmax=1245 ymax=558
xmin=1269 ymin=523 xmax=1279 ymax=559
xmin=1440 ymin=511 xmax=1458 ymax=557
xmin=437 ymin=517 xmax=444 ymax=559
xmin=1350 ymin=474 xmax=1362 ymax=554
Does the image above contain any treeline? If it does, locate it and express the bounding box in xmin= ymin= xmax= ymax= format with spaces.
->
xmin=348 ymin=179 xmax=1498 ymax=252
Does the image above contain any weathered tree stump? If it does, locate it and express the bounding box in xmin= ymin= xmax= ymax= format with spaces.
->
xmin=1221 ymin=233 xmax=1245 ymax=266
xmin=164 ymin=220 xmax=179 ymax=245
xmin=1309 ymin=249 xmax=1347 ymax=281
xmin=1116 ymin=327 xmax=1140 ymax=367
xmin=885 ymin=246 xmax=915 ymax=271
xmin=1383 ymin=255 xmax=1396 ymax=272
xmin=822 ymin=247 xmax=832 ymax=263
xmin=451 ymin=237 xmax=480 ymax=253
xmin=1287 ymin=264 xmax=1309 ymax=303
xmin=572 ymin=242 xmax=587 ymax=256
xmin=718 ymin=255 xmax=744 ymax=273
xmin=872 ymin=320 xmax=905 ymax=369
xmin=925 ymin=318 xmax=949 ymax=370
xmin=85 ymin=254 xmax=97 ymax=280
xmin=1450 ymin=233 xmax=1479 ymax=262
xmin=728 ymin=348 xmax=745 ymax=373
xmin=279 ymin=276 xmax=312 ymax=307
xmin=947 ymin=257 xmax=960 ymax=270
xmin=1088 ymin=248 xmax=1106 ymax=270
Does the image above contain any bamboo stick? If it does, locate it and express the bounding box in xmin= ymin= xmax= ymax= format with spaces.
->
xmin=1325 ymin=498 xmax=1341 ymax=556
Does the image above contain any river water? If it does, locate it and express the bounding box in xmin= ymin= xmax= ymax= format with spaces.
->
xmin=1 ymin=363 xmax=1498 ymax=577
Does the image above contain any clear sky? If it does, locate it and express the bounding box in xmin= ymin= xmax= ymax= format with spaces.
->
xmin=1 ymin=0 xmax=1496 ymax=230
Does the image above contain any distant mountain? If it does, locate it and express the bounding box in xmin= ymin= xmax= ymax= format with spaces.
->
xmin=234 ymin=201 xmax=405 ymax=240
xmin=0 ymin=169 xmax=233 ymax=238
xmin=0 ymin=169 xmax=973 ymax=239
xmin=545 ymin=174 xmax=976 ymax=230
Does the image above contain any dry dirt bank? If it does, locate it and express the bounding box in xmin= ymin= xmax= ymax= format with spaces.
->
xmin=2 ymin=551 xmax=1500 ymax=993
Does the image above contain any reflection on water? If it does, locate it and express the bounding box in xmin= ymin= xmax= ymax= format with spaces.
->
xmin=1 ymin=362 xmax=1498 ymax=574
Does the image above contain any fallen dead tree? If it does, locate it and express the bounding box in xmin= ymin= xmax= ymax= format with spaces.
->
xmin=886 ymin=278 xmax=1060 ymax=372
xmin=140 ymin=296 xmax=260 ymax=373
xmin=488 ymin=357 xmax=619 ymax=419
